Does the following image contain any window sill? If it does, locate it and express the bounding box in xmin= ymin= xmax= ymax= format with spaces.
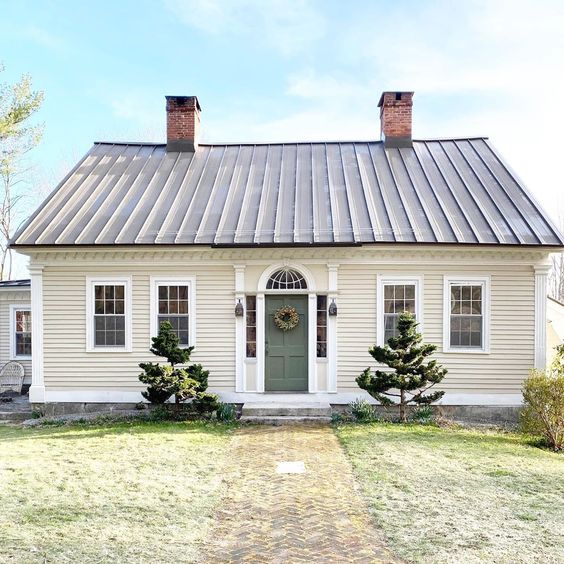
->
xmin=86 ymin=347 xmax=132 ymax=353
xmin=10 ymin=355 xmax=31 ymax=361
xmin=245 ymin=358 xmax=258 ymax=364
xmin=442 ymin=347 xmax=490 ymax=355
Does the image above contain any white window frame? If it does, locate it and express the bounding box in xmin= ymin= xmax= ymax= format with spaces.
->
xmin=150 ymin=276 xmax=196 ymax=348
xmin=86 ymin=276 xmax=132 ymax=353
xmin=443 ymin=275 xmax=490 ymax=354
xmin=10 ymin=304 xmax=32 ymax=360
xmin=377 ymin=275 xmax=423 ymax=346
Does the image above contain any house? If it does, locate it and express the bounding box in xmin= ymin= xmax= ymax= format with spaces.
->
xmin=9 ymin=91 xmax=564 ymax=415
xmin=0 ymin=279 xmax=32 ymax=389
xmin=547 ymin=296 xmax=564 ymax=365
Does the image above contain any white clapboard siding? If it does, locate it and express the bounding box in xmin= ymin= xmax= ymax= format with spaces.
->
xmin=36 ymin=246 xmax=542 ymax=397
xmin=337 ymin=263 xmax=534 ymax=393
xmin=42 ymin=264 xmax=235 ymax=391
xmin=0 ymin=290 xmax=32 ymax=384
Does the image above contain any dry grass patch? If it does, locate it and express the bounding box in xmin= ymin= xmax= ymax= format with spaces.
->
xmin=336 ymin=423 xmax=564 ymax=564
xmin=0 ymin=421 xmax=233 ymax=563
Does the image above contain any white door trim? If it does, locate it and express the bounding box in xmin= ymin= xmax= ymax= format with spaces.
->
xmin=257 ymin=263 xmax=317 ymax=393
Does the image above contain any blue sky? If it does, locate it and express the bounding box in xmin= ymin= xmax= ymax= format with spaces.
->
xmin=2 ymin=0 xmax=564 ymax=275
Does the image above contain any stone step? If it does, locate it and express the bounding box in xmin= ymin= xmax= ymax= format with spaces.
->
xmin=239 ymin=415 xmax=332 ymax=426
xmin=241 ymin=402 xmax=332 ymax=418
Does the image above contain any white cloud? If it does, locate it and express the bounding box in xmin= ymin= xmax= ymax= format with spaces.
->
xmin=163 ymin=0 xmax=326 ymax=55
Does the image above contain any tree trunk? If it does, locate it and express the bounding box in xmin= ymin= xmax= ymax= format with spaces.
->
xmin=399 ymin=389 xmax=406 ymax=422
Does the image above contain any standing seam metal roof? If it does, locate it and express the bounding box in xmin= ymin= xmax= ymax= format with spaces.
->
xmin=11 ymin=138 xmax=564 ymax=247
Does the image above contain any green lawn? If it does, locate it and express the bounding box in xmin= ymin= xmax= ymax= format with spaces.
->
xmin=336 ymin=423 xmax=564 ymax=564
xmin=0 ymin=421 xmax=233 ymax=563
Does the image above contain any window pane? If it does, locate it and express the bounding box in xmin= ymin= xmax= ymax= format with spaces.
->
xmin=178 ymin=300 xmax=189 ymax=314
xmin=461 ymin=301 xmax=472 ymax=314
xmin=246 ymin=342 xmax=256 ymax=358
xmin=246 ymin=326 xmax=256 ymax=342
xmin=246 ymin=295 xmax=256 ymax=310
xmin=169 ymin=300 xmax=178 ymax=314
xmin=317 ymin=295 xmax=327 ymax=310
xmin=95 ymin=285 xmax=104 ymax=300
xmin=169 ymin=286 xmax=178 ymax=300
xmin=470 ymin=331 xmax=482 ymax=347
xmin=317 ymin=342 xmax=327 ymax=358
xmin=461 ymin=286 xmax=471 ymax=300
xmin=105 ymin=286 xmax=114 ymax=300
xmin=404 ymin=299 xmax=415 ymax=313
xmin=317 ymin=311 xmax=327 ymax=325
xmin=405 ymin=285 xmax=415 ymax=300
xmin=384 ymin=299 xmax=395 ymax=313
xmin=384 ymin=285 xmax=394 ymax=299
xmin=95 ymin=330 xmax=106 ymax=346
xmin=472 ymin=286 xmax=482 ymax=301
xmin=159 ymin=300 xmax=168 ymax=314
xmin=246 ymin=311 xmax=256 ymax=326
xmin=115 ymin=300 xmax=125 ymax=315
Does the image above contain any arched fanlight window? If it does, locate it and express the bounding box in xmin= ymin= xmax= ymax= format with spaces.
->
xmin=266 ymin=268 xmax=307 ymax=290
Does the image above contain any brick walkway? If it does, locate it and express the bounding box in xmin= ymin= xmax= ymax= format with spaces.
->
xmin=200 ymin=425 xmax=399 ymax=563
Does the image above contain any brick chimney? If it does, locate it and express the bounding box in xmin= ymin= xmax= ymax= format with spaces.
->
xmin=166 ymin=95 xmax=201 ymax=152
xmin=378 ymin=91 xmax=413 ymax=148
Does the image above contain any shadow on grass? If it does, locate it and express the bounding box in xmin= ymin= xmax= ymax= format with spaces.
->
xmin=0 ymin=419 xmax=237 ymax=443
xmin=334 ymin=421 xmax=544 ymax=453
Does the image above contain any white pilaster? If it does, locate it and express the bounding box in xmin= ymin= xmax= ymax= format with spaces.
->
xmin=29 ymin=265 xmax=45 ymax=403
xmin=308 ymin=293 xmax=317 ymax=393
xmin=256 ymin=293 xmax=265 ymax=392
xmin=234 ymin=265 xmax=246 ymax=392
xmin=534 ymin=263 xmax=550 ymax=370
xmin=327 ymin=264 xmax=339 ymax=393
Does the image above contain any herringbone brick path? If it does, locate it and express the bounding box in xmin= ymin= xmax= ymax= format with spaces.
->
xmin=199 ymin=425 xmax=400 ymax=563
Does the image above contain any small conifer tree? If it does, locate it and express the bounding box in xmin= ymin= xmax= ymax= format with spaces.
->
xmin=356 ymin=311 xmax=447 ymax=422
xmin=139 ymin=321 xmax=217 ymax=411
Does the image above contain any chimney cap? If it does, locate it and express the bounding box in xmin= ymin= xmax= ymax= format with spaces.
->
xmin=165 ymin=95 xmax=201 ymax=111
xmin=378 ymin=91 xmax=414 ymax=107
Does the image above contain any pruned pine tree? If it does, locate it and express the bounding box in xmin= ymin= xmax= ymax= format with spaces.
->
xmin=356 ymin=311 xmax=447 ymax=422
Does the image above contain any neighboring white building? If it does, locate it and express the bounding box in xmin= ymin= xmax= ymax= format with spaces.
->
xmin=0 ymin=279 xmax=32 ymax=388
xmin=9 ymin=91 xmax=564 ymax=409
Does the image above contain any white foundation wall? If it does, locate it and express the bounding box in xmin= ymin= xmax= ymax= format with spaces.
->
xmin=0 ymin=290 xmax=32 ymax=384
xmin=25 ymin=245 xmax=549 ymax=403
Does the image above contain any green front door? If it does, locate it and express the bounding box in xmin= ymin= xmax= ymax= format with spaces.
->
xmin=265 ymin=295 xmax=308 ymax=392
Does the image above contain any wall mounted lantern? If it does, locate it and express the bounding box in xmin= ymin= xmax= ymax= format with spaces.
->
xmin=235 ymin=299 xmax=244 ymax=317
xmin=328 ymin=298 xmax=338 ymax=317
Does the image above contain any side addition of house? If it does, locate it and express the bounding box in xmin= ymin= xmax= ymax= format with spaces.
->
xmin=9 ymin=91 xmax=564 ymax=410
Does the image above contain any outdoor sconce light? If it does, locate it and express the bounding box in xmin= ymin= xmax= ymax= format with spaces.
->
xmin=328 ymin=298 xmax=338 ymax=317
xmin=234 ymin=299 xmax=244 ymax=317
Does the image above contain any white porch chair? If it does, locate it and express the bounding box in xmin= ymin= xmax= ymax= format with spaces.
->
xmin=0 ymin=361 xmax=25 ymax=395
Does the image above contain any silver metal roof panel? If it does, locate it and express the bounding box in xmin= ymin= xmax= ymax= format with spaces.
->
xmin=11 ymin=139 xmax=564 ymax=247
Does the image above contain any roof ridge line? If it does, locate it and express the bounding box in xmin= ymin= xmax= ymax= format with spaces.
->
xmin=93 ymin=136 xmax=490 ymax=147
